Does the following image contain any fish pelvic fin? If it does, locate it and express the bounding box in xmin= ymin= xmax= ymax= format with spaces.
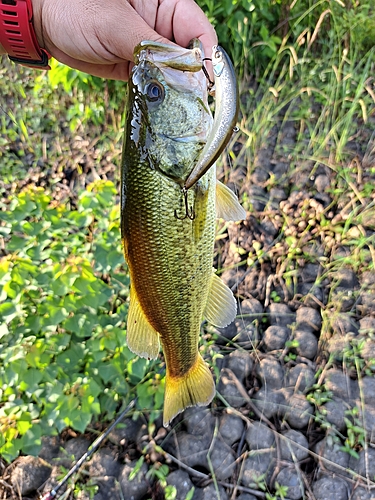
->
xmin=163 ymin=354 xmax=215 ymax=427
xmin=216 ymin=180 xmax=246 ymax=221
xmin=204 ymin=270 xmax=237 ymax=327
xmin=126 ymin=286 xmax=160 ymax=360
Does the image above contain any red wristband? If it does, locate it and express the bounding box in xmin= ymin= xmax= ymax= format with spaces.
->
xmin=0 ymin=0 xmax=50 ymax=69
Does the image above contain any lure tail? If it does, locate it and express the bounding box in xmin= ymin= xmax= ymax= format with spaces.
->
xmin=163 ymin=354 xmax=215 ymax=427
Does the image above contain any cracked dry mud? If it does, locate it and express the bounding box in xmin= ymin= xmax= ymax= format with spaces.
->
xmin=3 ymin=101 xmax=375 ymax=500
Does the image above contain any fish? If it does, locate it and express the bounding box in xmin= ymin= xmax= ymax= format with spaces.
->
xmin=121 ymin=39 xmax=246 ymax=426
xmin=184 ymin=45 xmax=239 ymax=189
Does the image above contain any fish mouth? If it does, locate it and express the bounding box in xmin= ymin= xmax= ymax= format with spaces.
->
xmin=134 ymin=39 xmax=203 ymax=71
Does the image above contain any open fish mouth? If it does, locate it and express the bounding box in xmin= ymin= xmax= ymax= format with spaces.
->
xmin=134 ymin=40 xmax=203 ymax=72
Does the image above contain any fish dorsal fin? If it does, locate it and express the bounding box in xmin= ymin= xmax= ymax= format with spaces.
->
xmin=126 ymin=286 xmax=160 ymax=360
xmin=204 ymin=270 xmax=237 ymax=328
xmin=216 ymin=180 xmax=246 ymax=221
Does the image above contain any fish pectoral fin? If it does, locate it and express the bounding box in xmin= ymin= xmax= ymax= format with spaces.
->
xmin=216 ymin=180 xmax=246 ymax=221
xmin=163 ymin=354 xmax=215 ymax=427
xmin=204 ymin=271 xmax=237 ymax=328
xmin=126 ymin=287 xmax=160 ymax=360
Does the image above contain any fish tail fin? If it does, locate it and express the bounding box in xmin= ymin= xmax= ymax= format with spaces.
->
xmin=163 ymin=355 xmax=215 ymax=427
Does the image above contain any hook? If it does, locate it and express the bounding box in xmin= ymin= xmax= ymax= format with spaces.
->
xmin=174 ymin=187 xmax=195 ymax=220
xmin=202 ymin=57 xmax=214 ymax=89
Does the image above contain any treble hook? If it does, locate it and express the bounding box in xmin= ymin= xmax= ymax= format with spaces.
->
xmin=202 ymin=57 xmax=214 ymax=89
xmin=174 ymin=187 xmax=195 ymax=220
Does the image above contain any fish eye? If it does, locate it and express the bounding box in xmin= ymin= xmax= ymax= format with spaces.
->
xmin=146 ymin=81 xmax=164 ymax=102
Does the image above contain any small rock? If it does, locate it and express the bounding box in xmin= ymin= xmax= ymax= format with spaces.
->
xmin=38 ymin=436 xmax=61 ymax=463
xmin=321 ymin=397 xmax=349 ymax=432
xmin=271 ymin=162 xmax=289 ymax=176
xmin=11 ymin=456 xmax=51 ymax=496
xmin=324 ymin=369 xmax=359 ymax=401
xmin=239 ymin=297 xmax=264 ymax=323
xmin=314 ymin=437 xmax=349 ymax=475
xmin=327 ymin=334 xmax=357 ymax=361
xmin=298 ymin=283 xmax=324 ymax=308
xmin=88 ymin=447 xmax=120 ymax=477
xmin=215 ymin=321 xmax=238 ymax=343
xmin=219 ymin=412 xmax=245 ymax=446
xmin=220 ymin=268 xmax=238 ymax=289
xmin=334 ymin=268 xmax=359 ymax=289
xmin=349 ymin=447 xmax=375 ymax=478
xmin=255 ymin=356 xmax=284 ymax=389
xmin=245 ymin=421 xmax=275 ymax=450
xmin=269 ymin=188 xmax=288 ymax=206
xmin=57 ymin=437 xmax=90 ymax=468
xmin=280 ymin=430 xmax=309 ymax=462
xmin=359 ymin=316 xmax=375 ymax=334
xmin=261 ymin=216 xmax=279 ymax=237
xmin=300 ymin=263 xmax=320 ymax=283
xmin=248 ymin=185 xmax=268 ymax=212
xmin=359 ymin=290 xmax=375 ymax=313
xmin=355 ymin=404 xmax=375 ymax=443
xmin=236 ymin=494 xmax=258 ymax=500
xmin=268 ymin=303 xmax=295 ymax=328
xmin=93 ymin=477 xmax=119 ymax=500
xmin=170 ymin=432 xmax=207 ymax=469
xmin=283 ymin=393 xmax=313 ymax=428
xmin=330 ymin=286 xmax=356 ymax=312
xmin=351 ymin=486 xmax=375 ymax=500
xmin=262 ymin=325 xmax=290 ymax=351
xmin=314 ymin=174 xmax=331 ymax=193
xmin=217 ymin=368 xmax=247 ymax=408
xmin=312 ymin=476 xmax=349 ymax=500
xmin=285 ymin=364 xmax=315 ymax=393
xmin=361 ymin=337 xmax=375 ymax=361
xmin=296 ymin=306 xmax=322 ymax=332
xmin=250 ymin=167 xmax=269 ymax=184
xmin=166 ymin=470 xmax=194 ymax=499
xmin=183 ymin=407 xmax=215 ymax=437
xmin=254 ymin=387 xmax=286 ymax=420
xmin=360 ymin=376 xmax=375 ymax=405
xmin=233 ymin=321 xmax=258 ymax=348
xmin=109 ymin=417 xmax=145 ymax=446
xmin=293 ymin=329 xmax=318 ymax=359
xmin=118 ymin=460 xmax=150 ymax=500
xmin=275 ymin=467 xmax=304 ymax=499
xmin=331 ymin=313 xmax=359 ymax=336
xmin=223 ymin=350 xmax=253 ymax=382
xmin=194 ymin=483 xmax=229 ymax=500
xmin=209 ymin=437 xmax=237 ymax=480
xmin=241 ymin=451 xmax=276 ymax=487
xmin=360 ymin=270 xmax=375 ymax=288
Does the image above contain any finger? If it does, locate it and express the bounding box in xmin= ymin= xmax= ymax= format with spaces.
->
xmin=50 ymin=48 xmax=133 ymax=80
xmin=156 ymin=0 xmax=217 ymax=58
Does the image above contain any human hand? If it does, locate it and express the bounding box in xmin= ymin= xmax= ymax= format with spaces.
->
xmin=28 ymin=0 xmax=217 ymax=80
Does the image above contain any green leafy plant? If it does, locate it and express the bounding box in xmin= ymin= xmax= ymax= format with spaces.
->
xmin=0 ymin=180 xmax=163 ymax=461
xmin=340 ymin=407 xmax=366 ymax=459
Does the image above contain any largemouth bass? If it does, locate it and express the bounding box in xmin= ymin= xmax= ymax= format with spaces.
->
xmin=121 ymin=39 xmax=245 ymax=426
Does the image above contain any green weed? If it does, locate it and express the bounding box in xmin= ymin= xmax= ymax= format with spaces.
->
xmin=0 ymin=181 xmax=163 ymax=461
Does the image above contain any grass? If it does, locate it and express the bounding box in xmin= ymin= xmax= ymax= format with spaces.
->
xmin=1 ymin=0 xmax=375 ymax=498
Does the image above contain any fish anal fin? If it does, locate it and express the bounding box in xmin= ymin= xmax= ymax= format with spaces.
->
xmin=126 ymin=287 xmax=160 ymax=360
xmin=163 ymin=354 xmax=215 ymax=427
xmin=216 ymin=180 xmax=246 ymax=221
xmin=204 ymin=271 xmax=237 ymax=328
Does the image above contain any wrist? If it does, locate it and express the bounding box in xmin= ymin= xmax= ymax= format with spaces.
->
xmin=0 ymin=0 xmax=50 ymax=69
